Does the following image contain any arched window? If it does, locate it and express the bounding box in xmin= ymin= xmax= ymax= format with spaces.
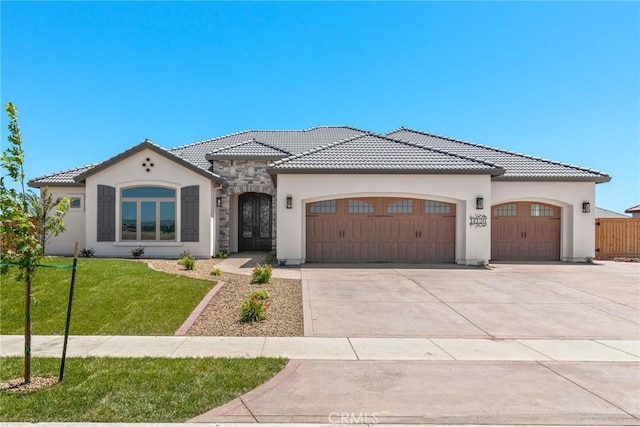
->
xmin=121 ymin=186 xmax=176 ymax=241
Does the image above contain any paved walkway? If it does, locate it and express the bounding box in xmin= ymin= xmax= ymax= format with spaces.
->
xmin=217 ymin=252 xmax=301 ymax=279
xmin=2 ymin=335 xmax=638 ymax=361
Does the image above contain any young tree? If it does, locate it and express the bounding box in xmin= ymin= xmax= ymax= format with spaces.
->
xmin=1 ymin=102 xmax=68 ymax=383
xmin=27 ymin=187 xmax=68 ymax=253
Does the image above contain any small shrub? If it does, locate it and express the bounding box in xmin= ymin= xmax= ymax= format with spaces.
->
xmin=210 ymin=267 xmax=222 ymax=276
xmin=130 ymin=246 xmax=145 ymax=259
xmin=217 ymin=250 xmax=228 ymax=259
xmin=265 ymin=250 xmax=277 ymax=265
xmin=178 ymin=254 xmax=196 ymax=270
xmin=278 ymin=260 xmax=286 ymax=267
xmin=79 ymin=247 xmax=95 ymax=258
xmin=252 ymin=264 xmax=272 ymax=284
xmin=249 ymin=289 xmax=270 ymax=300
xmin=240 ymin=290 xmax=271 ymax=323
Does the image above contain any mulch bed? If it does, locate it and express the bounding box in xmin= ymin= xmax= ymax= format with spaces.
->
xmin=1 ymin=377 xmax=58 ymax=394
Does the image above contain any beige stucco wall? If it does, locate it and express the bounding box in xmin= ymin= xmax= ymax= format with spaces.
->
xmin=491 ymin=181 xmax=597 ymax=262
xmin=42 ymin=186 xmax=86 ymax=255
xmin=275 ymin=173 xmax=493 ymax=265
xmin=80 ymin=148 xmax=215 ymax=258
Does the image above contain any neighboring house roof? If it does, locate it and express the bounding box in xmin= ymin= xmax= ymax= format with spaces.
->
xmin=28 ymin=164 xmax=98 ymax=188
xmin=205 ymin=139 xmax=292 ymax=160
xmin=625 ymin=204 xmax=640 ymax=213
xmin=595 ymin=207 xmax=630 ymax=218
xmin=268 ymin=134 xmax=505 ymax=175
xmin=386 ymin=128 xmax=611 ymax=183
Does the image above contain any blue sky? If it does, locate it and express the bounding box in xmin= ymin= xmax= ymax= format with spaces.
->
xmin=1 ymin=1 xmax=638 ymax=213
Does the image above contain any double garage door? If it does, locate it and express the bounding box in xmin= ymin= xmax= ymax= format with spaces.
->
xmin=306 ymin=197 xmax=455 ymax=263
xmin=491 ymin=201 xmax=561 ymax=261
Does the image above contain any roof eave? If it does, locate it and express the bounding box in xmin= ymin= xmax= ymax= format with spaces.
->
xmin=492 ymin=175 xmax=611 ymax=183
xmin=266 ymin=167 xmax=503 ymax=176
xmin=73 ymin=140 xmax=226 ymax=185
xmin=27 ymin=181 xmax=87 ymax=189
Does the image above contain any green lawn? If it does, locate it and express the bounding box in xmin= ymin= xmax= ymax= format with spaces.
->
xmin=0 ymin=258 xmax=214 ymax=335
xmin=0 ymin=356 xmax=287 ymax=422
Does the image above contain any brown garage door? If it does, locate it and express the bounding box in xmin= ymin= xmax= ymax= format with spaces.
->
xmin=491 ymin=201 xmax=561 ymax=261
xmin=306 ymin=198 xmax=455 ymax=263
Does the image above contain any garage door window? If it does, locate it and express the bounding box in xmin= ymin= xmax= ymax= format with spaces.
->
xmin=348 ymin=199 xmax=374 ymax=213
xmin=531 ymin=204 xmax=554 ymax=216
xmin=387 ymin=200 xmax=413 ymax=213
xmin=309 ymin=200 xmax=336 ymax=213
xmin=494 ymin=203 xmax=517 ymax=216
xmin=424 ymin=200 xmax=451 ymax=214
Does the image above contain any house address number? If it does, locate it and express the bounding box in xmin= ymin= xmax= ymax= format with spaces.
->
xmin=469 ymin=214 xmax=487 ymax=228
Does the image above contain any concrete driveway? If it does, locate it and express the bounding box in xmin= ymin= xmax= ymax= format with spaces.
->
xmin=302 ymin=261 xmax=640 ymax=339
xmin=191 ymin=260 xmax=639 ymax=425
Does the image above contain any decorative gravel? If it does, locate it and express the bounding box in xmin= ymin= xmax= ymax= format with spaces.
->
xmin=145 ymin=259 xmax=304 ymax=337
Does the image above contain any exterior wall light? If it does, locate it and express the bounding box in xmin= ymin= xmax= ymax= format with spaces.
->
xmin=286 ymin=196 xmax=293 ymax=209
xmin=582 ymin=201 xmax=590 ymax=213
xmin=216 ymin=197 xmax=222 ymax=208
xmin=476 ymin=197 xmax=484 ymax=210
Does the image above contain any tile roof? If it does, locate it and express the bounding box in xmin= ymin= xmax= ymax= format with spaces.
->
xmin=28 ymin=164 xmax=98 ymax=187
xmin=205 ymin=139 xmax=291 ymax=160
xmin=170 ymin=126 xmax=367 ymax=168
xmin=28 ymin=125 xmax=611 ymax=186
xmin=268 ymin=134 xmax=504 ymax=174
xmin=386 ymin=128 xmax=611 ymax=182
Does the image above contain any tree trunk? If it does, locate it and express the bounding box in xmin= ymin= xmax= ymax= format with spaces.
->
xmin=24 ymin=270 xmax=32 ymax=383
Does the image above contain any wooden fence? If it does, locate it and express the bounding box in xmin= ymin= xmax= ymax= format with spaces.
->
xmin=595 ymin=218 xmax=640 ymax=260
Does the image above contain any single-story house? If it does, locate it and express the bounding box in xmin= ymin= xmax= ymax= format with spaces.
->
xmin=625 ymin=204 xmax=640 ymax=218
xmin=29 ymin=126 xmax=611 ymax=265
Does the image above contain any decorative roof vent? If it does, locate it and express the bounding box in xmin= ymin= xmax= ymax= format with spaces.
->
xmin=141 ymin=157 xmax=155 ymax=172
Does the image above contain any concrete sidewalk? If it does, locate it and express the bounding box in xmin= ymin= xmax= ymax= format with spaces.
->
xmin=1 ymin=335 xmax=638 ymax=361
xmin=217 ymin=252 xmax=301 ymax=279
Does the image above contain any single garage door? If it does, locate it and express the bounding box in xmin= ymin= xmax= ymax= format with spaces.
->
xmin=491 ymin=201 xmax=561 ymax=261
xmin=306 ymin=197 xmax=455 ymax=263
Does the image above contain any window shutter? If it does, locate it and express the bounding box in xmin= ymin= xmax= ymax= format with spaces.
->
xmin=181 ymin=185 xmax=199 ymax=242
xmin=97 ymin=185 xmax=116 ymax=242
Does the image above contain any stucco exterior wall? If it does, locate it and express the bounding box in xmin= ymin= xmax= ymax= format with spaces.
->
xmin=275 ymin=173 xmax=492 ymax=265
xmin=82 ymin=148 xmax=215 ymax=258
xmin=491 ymin=181 xmax=596 ymax=261
xmin=42 ymin=186 xmax=87 ymax=255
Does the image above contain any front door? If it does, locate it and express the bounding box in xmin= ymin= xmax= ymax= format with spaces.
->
xmin=238 ymin=193 xmax=272 ymax=251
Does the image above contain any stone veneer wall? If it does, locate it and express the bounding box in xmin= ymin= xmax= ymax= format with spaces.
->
xmin=214 ymin=159 xmax=277 ymax=252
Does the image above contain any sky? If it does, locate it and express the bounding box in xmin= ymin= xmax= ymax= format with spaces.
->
xmin=1 ymin=1 xmax=638 ymax=214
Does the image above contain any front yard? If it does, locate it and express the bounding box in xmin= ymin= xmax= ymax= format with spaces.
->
xmin=0 ymin=258 xmax=215 ymax=335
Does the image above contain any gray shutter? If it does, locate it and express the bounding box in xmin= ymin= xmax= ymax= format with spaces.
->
xmin=181 ymin=185 xmax=199 ymax=242
xmin=97 ymin=185 xmax=116 ymax=242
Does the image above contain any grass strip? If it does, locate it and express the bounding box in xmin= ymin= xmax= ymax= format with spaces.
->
xmin=1 ymin=356 xmax=287 ymax=422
